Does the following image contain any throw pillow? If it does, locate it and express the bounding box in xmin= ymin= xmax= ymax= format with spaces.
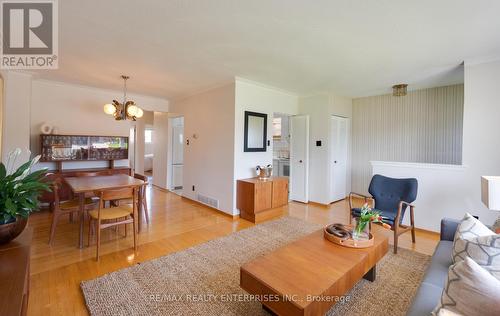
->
xmin=453 ymin=213 xmax=494 ymax=241
xmin=432 ymin=257 xmax=500 ymax=316
xmin=452 ymin=234 xmax=500 ymax=279
xmin=436 ymin=309 xmax=463 ymax=316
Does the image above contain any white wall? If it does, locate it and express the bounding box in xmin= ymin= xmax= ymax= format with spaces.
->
xmin=1 ymin=71 xmax=32 ymax=167
xmin=170 ymin=83 xmax=235 ymax=215
xmin=29 ymin=79 xmax=168 ymax=170
xmin=143 ymin=111 xmax=154 ymax=155
xmin=234 ymin=79 xmax=299 ymax=212
xmin=134 ymin=118 xmax=146 ymax=174
xmin=299 ymin=94 xmax=353 ymax=204
xmin=153 ymin=111 xmax=169 ymax=189
xmin=460 ymin=59 xmax=500 ymax=225
xmin=0 ymin=75 xmax=3 ymax=159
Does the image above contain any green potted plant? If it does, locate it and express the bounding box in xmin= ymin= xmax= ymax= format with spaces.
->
xmin=0 ymin=149 xmax=50 ymax=244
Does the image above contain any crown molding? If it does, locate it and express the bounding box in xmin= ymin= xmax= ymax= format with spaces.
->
xmin=234 ymin=76 xmax=299 ymax=97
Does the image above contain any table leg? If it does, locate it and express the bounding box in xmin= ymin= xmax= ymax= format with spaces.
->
xmin=78 ymin=193 xmax=85 ymax=249
xmin=262 ymin=304 xmax=278 ymax=316
xmin=363 ymin=265 xmax=376 ymax=282
xmin=137 ymin=192 xmax=143 ymax=233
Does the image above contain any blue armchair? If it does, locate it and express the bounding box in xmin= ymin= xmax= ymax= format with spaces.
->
xmin=349 ymin=174 xmax=418 ymax=254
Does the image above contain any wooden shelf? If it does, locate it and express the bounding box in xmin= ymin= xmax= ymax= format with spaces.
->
xmin=40 ymin=134 xmax=128 ymax=163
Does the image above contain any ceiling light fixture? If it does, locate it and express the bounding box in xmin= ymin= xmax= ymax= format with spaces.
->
xmin=392 ymin=84 xmax=408 ymax=97
xmin=104 ymin=75 xmax=144 ymax=121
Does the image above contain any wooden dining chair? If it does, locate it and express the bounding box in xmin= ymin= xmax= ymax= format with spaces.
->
xmin=112 ymin=173 xmax=150 ymax=226
xmin=88 ymin=187 xmax=138 ymax=260
xmin=133 ymin=173 xmax=150 ymax=225
xmin=47 ymin=176 xmax=99 ymax=245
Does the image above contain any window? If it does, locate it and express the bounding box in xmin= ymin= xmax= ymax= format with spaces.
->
xmin=145 ymin=129 xmax=153 ymax=143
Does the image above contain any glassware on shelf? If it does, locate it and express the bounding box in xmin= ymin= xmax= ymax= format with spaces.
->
xmin=41 ymin=134 xmax=128 ymax=161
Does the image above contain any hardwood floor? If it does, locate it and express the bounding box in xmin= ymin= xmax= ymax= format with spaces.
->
xmin=27 ymin=185 xmax=439 ymax=315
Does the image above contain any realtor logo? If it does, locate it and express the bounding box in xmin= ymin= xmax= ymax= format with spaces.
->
xmin=1 ymin=0 xmax=58 ymax=69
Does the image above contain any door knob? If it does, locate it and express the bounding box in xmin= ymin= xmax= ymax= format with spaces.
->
xmin=299 ymin=160 xmax=303 ymax=163
xmin=334 ymin=161 xmax=337 ymax=163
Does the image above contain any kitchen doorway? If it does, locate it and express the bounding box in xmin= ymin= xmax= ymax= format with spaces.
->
xmin=272 ymin=113 xmax=291 ymax=198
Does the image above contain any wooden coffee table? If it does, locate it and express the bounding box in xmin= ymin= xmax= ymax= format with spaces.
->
xmin=240 ymin=224 xmax=390 ymax=316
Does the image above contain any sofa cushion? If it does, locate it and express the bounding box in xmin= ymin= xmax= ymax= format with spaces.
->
xmin=406 ymin=241 xmax=454 ymax=316
xmin=406 ymin=282 xmax=444 ymax=316
xmin=423 ymin=241 xmax=454 ymax=287
xmin=432 ymin=257 xmax=500 ymax=316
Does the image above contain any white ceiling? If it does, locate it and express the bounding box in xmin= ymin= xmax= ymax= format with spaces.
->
xmin=34 ymin=0 xmax=500 ymax=99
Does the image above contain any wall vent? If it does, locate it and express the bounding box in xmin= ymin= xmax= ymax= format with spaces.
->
xmin=197 ymin=194 xmax=219 ymax=209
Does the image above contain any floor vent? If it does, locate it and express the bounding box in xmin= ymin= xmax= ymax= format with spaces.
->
xmin=197 ymin=194 xmax=219 ymax=209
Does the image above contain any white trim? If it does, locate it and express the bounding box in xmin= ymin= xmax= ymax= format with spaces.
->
xmin=171 ymin=80 xmax=235 ymax=102
xmin=235 ymin=77 xmax=299 ymax=97
xmin=464 ymin=55 xmax=500 ymax=66
xmin=33 ymin=78 xmax=170 ymax=105
xmin=370 ymin=160 xmax=468 ymax=171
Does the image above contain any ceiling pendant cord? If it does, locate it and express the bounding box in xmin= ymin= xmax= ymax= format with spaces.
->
xmin=122 ymin=75 xmax=129 ymax=119
xmin=122 ymin=75 xmax=128 ymax=104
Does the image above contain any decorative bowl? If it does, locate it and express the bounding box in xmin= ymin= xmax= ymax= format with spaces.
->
xmin=0 ymin=217 xmax=28 ymax=245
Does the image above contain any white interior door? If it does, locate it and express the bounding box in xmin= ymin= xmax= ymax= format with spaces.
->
xmin=172 ymin=125 xmax=184 ymax=165
xmin=290 ymin=115 xmax=309 ymax=203
xmin=330 ymin=116 xmax=348 ymax=202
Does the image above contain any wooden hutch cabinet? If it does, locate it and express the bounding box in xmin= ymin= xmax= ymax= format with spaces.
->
xmin=237 ymin=177 xmax=289 ymax=223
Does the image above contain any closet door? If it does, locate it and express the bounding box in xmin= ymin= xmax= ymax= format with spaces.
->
xmin=330 ymin=116 xmax=348 ymax=202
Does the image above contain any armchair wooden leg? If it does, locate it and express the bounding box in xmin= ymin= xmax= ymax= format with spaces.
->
xmin=393 ymin=225 xmax=399 ymax=254
xmin=410 ymin=206 xmax=416 ymax=243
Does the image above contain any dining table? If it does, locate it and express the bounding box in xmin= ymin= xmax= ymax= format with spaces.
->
xmin=64 ymin=174 xmax=145 ymax=249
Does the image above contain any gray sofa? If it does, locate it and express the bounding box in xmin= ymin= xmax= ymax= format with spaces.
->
xmin=407 ymin=218 xmax=460 ymax=316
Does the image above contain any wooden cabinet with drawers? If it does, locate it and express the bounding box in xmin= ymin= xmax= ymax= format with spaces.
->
xmin=237 ymin=177 xmax=289 ymax=223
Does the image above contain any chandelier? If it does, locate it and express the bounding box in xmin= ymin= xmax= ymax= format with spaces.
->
xmin=103 ymin=75 xmax=144 ymax=121
xmin=392 ymin=84 xmax=408 ymax=97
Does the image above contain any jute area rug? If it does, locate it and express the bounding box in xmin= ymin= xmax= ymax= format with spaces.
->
xmin=81 ymin=217 xmax=430 ymax=316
